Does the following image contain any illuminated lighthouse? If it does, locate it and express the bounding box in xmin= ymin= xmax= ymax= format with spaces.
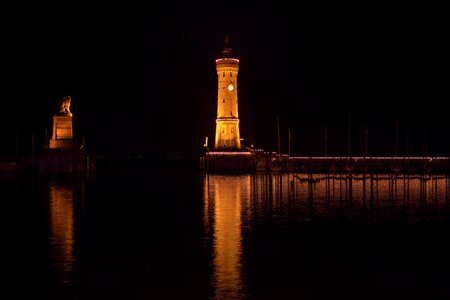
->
xmin=214 ymin=37 xmax=241 ymax=149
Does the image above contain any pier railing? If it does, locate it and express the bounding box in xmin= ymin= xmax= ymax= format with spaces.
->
xmin=200 ymin=150 xmax=450 ymax=173
xmin=271 ymin=156 xmax=450 ymax=173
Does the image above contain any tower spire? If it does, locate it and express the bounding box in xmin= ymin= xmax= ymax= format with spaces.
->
xmin=221 ymin=35 xmax=233 ymax=58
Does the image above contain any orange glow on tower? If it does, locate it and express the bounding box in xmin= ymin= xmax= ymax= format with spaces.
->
xmin=214 ymin=37 xmax=241 ymax=149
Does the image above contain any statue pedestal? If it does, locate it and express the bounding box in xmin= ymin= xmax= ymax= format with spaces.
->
xmin=49 ymin=115 xmax=73 ymax=149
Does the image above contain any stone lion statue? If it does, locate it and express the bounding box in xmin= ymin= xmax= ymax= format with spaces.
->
xmin=60 ymin=96 xmax=72 ymax=116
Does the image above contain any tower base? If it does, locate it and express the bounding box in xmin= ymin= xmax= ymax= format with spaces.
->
xmin=200 ymin=149 xmax=255 ymax=172
xmin=49 ymin=139 xmax=73 ymax=149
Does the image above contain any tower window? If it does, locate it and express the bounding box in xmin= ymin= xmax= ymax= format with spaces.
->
xmin=230 ymin=72 xmax=232 ymax=77
xmin=223 ymin=72 xmax=225 ymax=77
xmin=223 ymin=99 xmax=225 ymax=103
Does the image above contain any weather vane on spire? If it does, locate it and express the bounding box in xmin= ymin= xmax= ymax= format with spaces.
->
xmin=221 ymin=35 xmax=233 ymax=57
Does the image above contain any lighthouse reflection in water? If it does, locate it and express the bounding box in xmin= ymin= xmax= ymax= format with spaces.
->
xmin=204 ymin=175 xmax=249 ymax=299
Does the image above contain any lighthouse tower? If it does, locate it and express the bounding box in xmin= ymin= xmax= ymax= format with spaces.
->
xmin=214 ymin=37 xmax=241 ymax=149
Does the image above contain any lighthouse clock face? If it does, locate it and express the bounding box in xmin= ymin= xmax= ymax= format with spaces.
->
xmin=227 ymin=83 xmax=235 ymax=92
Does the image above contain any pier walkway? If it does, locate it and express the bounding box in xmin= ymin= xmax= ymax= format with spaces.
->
xmin=201 ymin=150 xmax=450 ymax=173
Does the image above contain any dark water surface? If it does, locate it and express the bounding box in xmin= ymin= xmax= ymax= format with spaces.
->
xmin=3 ymin=170 xmax=450 ymax=299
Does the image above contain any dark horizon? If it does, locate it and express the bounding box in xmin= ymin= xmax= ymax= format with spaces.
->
xmin=2 ymin=3 xmax=449 ymax=158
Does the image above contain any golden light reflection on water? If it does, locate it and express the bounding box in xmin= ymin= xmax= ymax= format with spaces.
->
xmin=49 ymin=181 xmax=75 ymax=286
xmin=296 ymin=174 xmax=450 ymax=220
xmin=249 ymin=173 xmax=450 ymax=223
xmin=204 ymin=175 xmax=251 ymax=300
xmin=203 ymin=173 xmax=450 ymax=298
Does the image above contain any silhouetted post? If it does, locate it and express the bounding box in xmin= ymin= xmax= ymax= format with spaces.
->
xmin=406 ymin=127 xmax=409 ymax=158
xmin=288 ymin=128 xmax=291 ymax=158
xmin=277 ymin=116 xmax=281 ymax=155
xmin=45 ymin=128 xmax=48 ymax=149
xmin=395 ymin=119 xmax=398 ymax=157
xmin=324 ymin=124 xmax=328 ymax=157
xmin=348 ymin=112 xmax=351 ymax=159
xmin=31 ymin=133 xmax=34 ymax=158
xmin=424 ymin=120 xmax=428 ymax=158
xmin=15 ymin=128 xmax=19 ymax=158
xmin=365 ymin=127 xmax=368 ymax=158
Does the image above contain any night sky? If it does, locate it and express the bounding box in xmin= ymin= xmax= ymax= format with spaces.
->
xmin=2 ymin=3 xmax=449 ymax=158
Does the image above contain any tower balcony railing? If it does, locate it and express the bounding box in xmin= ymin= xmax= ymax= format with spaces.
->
xmin=215 ymin=58 xmax=239 ymax=64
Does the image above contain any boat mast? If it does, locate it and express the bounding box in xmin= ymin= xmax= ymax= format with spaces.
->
xmin=277 ymin=116 xmax=281 ymax=155
xmin=288 ymin=127 xmax=291 ymax=158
